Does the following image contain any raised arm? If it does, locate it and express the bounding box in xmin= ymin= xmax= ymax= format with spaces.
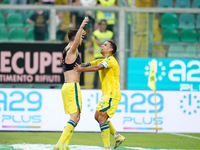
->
xmin=70 ymin=17 xmax=89 ymax=53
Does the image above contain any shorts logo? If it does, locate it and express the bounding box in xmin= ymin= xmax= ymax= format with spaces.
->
xmin=101 ymin=101 xmax=106 ymax=108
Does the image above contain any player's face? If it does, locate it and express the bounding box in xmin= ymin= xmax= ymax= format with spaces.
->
xmin=100 ymin=41 xmax=110 ymax=54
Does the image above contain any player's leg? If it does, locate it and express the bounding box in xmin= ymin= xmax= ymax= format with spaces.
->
xmin=61 ymin=111 xmax=80 ymax=143
xmin=95 ymin=110 xmax=112 ymax=150
xmin=106 ymin=98 xmax=125 ymax=149
xmin=107 ymin=120 xmax=116 ymax=136
xmin=95 ymin=112 xmax=116 ymax=136
xmin=54 ymin=111 xmax=80 ymax=150
xmin=54 ymin=83 xmax=82 ymax=150
xmin=107 ymin=120 xmax=125 ymax=149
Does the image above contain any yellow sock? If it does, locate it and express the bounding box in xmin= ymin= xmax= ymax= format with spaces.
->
xmin=107 ymin=120 xmax=116 ymax=136
xmin=100 ymin=122 xmax=110 ymax=147
xmin=58 ymin=120 xmax=76 ymax=144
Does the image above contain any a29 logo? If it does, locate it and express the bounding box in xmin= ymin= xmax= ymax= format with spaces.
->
xmin=0 ymin=91 xmax=42 ymax=111
xmin=117 ymin=92 xmax=164 ymax=125
xmin=0 ymin=90 xmax=42 ymax=124
xmin=117 ymin=93 xmax=164 ymax=113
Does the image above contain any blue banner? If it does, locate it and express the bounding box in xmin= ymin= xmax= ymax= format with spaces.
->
xmin=127 ymin=58 xmax=200 ymax=91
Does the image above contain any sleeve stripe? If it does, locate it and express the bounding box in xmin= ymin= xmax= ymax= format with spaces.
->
xmin=87 ymin=62 xmax=91 ymax=66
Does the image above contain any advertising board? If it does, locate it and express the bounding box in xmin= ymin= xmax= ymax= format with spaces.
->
xmin=127 ymin=58 xmax=200 ymax=91
xmin=0 ymin=43 xmax=84 ymax=85
xmin=0 ymin=88 xmax=199 ymax=133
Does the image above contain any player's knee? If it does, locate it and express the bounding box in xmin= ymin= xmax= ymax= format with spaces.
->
xmin=71 ymin=113 xmax=80 ymax=124
xmin=97 ymin=113 xmax=107 ymax=124
xmin=75 ymin=115 xmax=80 ymax=123
xmin=73 ymin=118 xmax=79 ymax=124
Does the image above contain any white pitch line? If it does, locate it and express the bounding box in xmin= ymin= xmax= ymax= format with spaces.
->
xmin=1 ymin=144 xmax=197 ymax=150
xmin=170 ymin=133 xmax=200 ymax=140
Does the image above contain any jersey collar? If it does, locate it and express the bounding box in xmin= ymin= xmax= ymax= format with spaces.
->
xmin=107 ymin=55 xmax=112 ymax=58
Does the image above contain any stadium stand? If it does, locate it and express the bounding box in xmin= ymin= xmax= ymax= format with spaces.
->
xmin=7 ymin=12 xmax=24 ymax=27
xmin=198 ymin=31 xmax=200 ymax=41
xmin=0 ymin=12 xmax=5 ymax=26
xmin=0 ymin=0 xmax=199 ymax=89
xmin=168 ymin=45 xmax=185 ymax=58
xmin=179 ymin=13 xmax=195 ymax=29
xmin=9 ymin=27 xmax=26 ymax=41
xmin=26 ymin=27 xmax=34 ymax=41
xmin=180 ymin=29 xmax=198 ymax=42
xmin=45 ymin=32 xmax=49 ymax=41
xmin=168 ymin=45 xmax=198 ymax=59
xmin=185 ymin=45 xmax=197 ymax=58
xmin=193 ymin=0 xmax=200 ymax=8
xmin=158 ymin=0 xmax=173 ymax=8
xmin=157 ymin=1 xmax=200 ymax=59
xmin=161 ymin=13 xmax=178 ymax=29
xmin=3 ymin=0 xmax=9 ymax=4
xmin=162 ymin=28 xmax=180 ymax=42
xmin=196 ymin=14 xmax=200 ymax=29
xmin=175 ymin=0 xmax=190 ymax=8
xmin=0 ymin=27 xmax=8 ymax=41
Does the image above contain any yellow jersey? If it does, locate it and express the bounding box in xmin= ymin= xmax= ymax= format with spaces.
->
xmin=89 ymin=55 xmax=121 ymax=99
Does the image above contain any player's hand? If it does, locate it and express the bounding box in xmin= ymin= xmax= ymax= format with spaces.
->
xmin=74 ymin=63 xmax=82 ymax=73
xmin=81 ymin=30 xmax=86 ymax=39
xmin=82 ymin=29 xmax=86 ymax=36
xmin=80 ymin=16 xmax=89 ymax=29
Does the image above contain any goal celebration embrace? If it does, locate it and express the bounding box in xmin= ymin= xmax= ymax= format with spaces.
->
xmin=54 ymin=17 xmax=125 ymax=150
xmin=1 ymin=1 xmax=200 ymax=150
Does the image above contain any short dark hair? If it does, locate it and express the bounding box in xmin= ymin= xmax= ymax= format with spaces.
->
xmin=108 ymin=40 xmax=117 ymax=54
xmin=68 ymin=29 xmax=78 ymax=41
xmin=99 ymin=19 xmax=107 ymax=25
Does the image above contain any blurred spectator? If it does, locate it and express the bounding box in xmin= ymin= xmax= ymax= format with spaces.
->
xmin=80 ymin=0 xmax=96 ymax=40
xmin=96 ymin=0 xmax=116 ymax=32
xmin=71 ymin=0 xmax=85 ymax=29
xmin=56 ymin=11 xmax=67 ymax=41
xmin=28 ymin=0 xmax=36 ymax=4
xmin=91 ymin=19 xmax=114 ymax=88
xmin=42 ymin=0 xmax=54 ymax=4
xmin=55 ymin=0 xmax=68 ymax=5
xmin=136 ymin=0 xmax=153 ymax=7
xmin=0 ymin=0 xmax=4 ymax=3
xmin=120 ymin=0 xmax=132 ymax=6
xmin=26 ymin=1 xmax=49 ymax=41
xmin=9 ymin=0 xmax=27 ymax=19
xmin=69 ymin=0 xmax=73 ymax=5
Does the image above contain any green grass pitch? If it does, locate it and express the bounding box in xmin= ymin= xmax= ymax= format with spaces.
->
xmin=0 ymin=132 xmax=200 ymax=149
